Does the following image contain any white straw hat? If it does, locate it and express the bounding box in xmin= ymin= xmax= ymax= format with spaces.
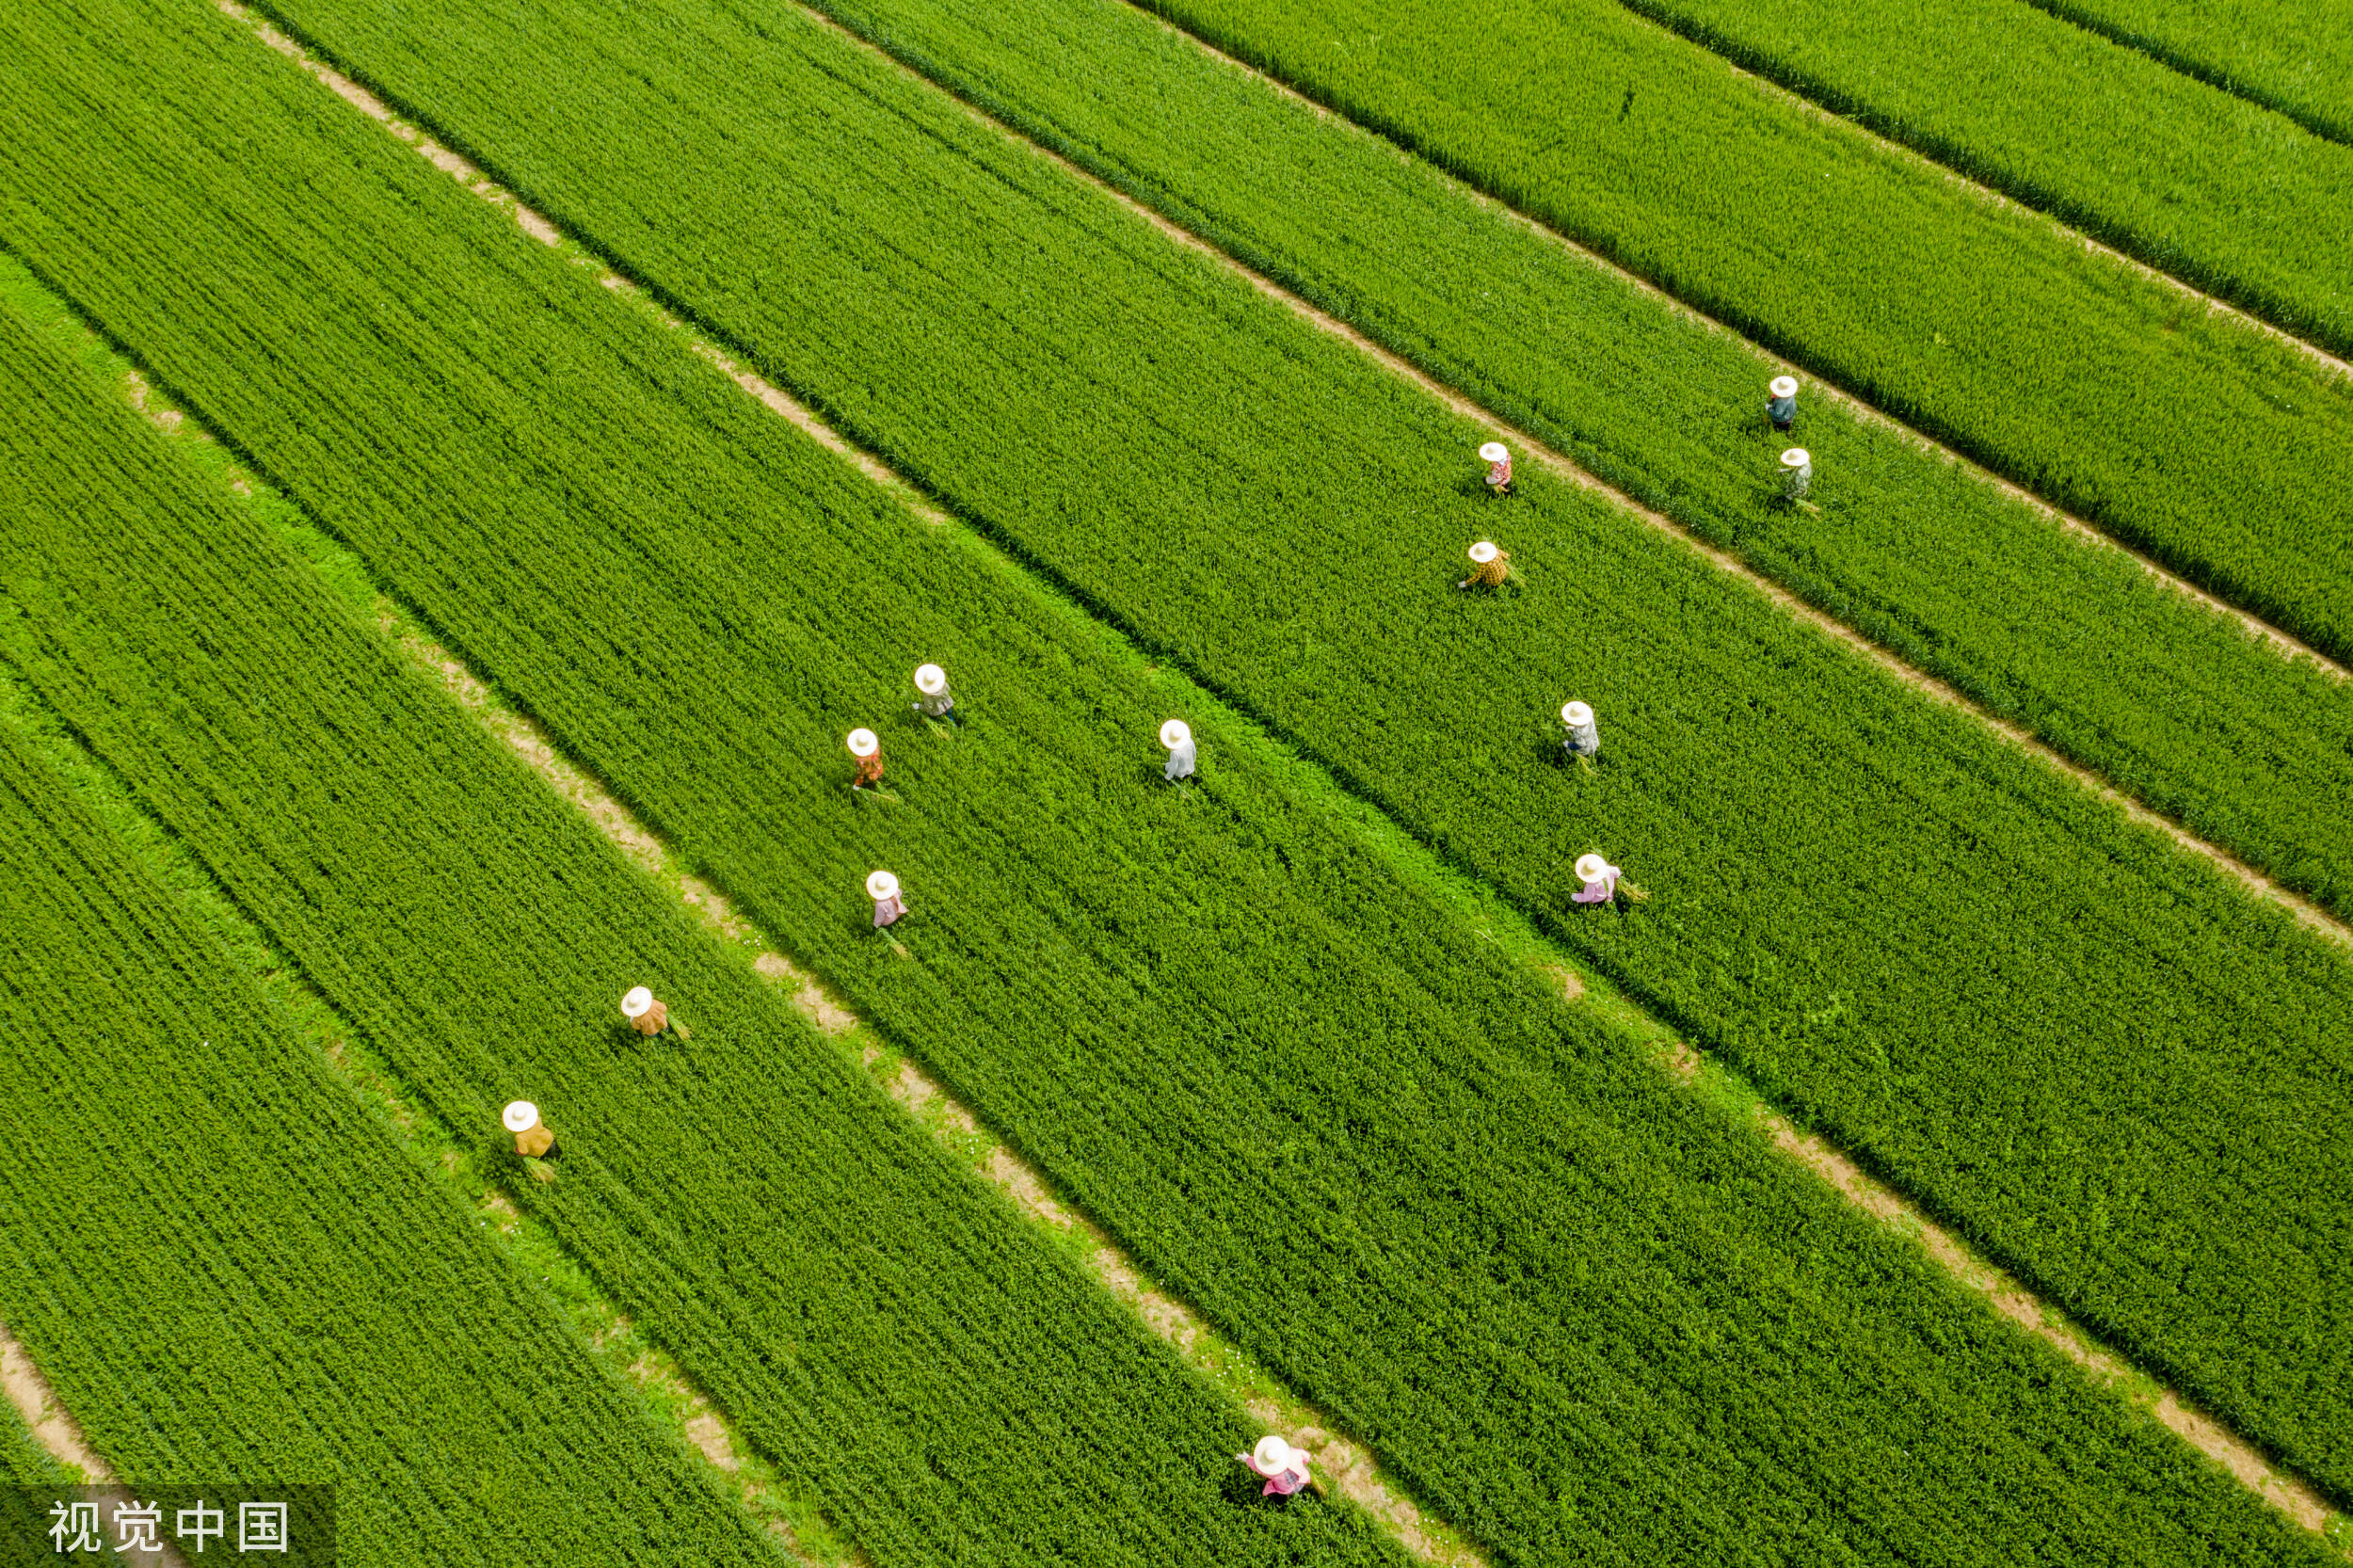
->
xmin=1561 ymin=700 xmax=1593 ymax=727
xmin=1575 ymin=853 xmax=1609 ymax=883
xmin=865 ymin=870 xmax=900 ymax=902
xmin=1769 ymin=375 xmax=1799 ymax=398
xmin=1478 ymin=441 xmax=1508 ymax=463
xmin=620 ymin=986 xmax=654 ymax=1019
xmin=1780 ymin=447 xmax=1811 ymax=469
xmin=1252 ymin=1434 xmax=1299 ymax=1472
xmin=1467 ymin=541 xmax=1498 ymax=564
xmin=1160 ymin=719 xmax=1192 ymax=749
xmin=914 ymin=664 xmax=947 ymax=695
xmin=502 ymin=1100 xmax=540 ymax=1133
xmin=846 ymin=728 xmax=879 ymax=757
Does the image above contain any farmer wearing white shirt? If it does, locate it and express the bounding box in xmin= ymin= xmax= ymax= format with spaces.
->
xmin=911 ymin=663 xmax=963 ymax=726
xmin=1780 ymin=447 xmax=1813 ymax=503
xmin=1160 ymin=719 xmax=1196 ymax=783
xmin=1561 ymin=700 xmax=1600 ymax=762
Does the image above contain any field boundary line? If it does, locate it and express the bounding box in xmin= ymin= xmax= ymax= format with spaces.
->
xmin=2011 ymin=0 xmax=2353 ymax=153
xmin=768 ymin=0 xmax=2351 ymax=953
xmin=1647 ymin=1033 xmax=2344 ymax=1539
xmin=1602 ymin=0 xmax=2353 ymax=373
xmin=190 ymin=1 xmax=2345 ymax=1544
xmin=1049 ymin=0 xmax=2345 ymax=680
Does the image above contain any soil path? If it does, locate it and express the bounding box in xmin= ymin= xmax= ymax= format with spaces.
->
xmin=1 ymin=1319 xmax=107 ymax=1480
xmin=197 ymin=1 xmax=2348 ymax=1545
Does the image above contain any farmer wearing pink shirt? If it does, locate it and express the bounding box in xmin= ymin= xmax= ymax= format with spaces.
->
xmin=1573 ymin=852 xmax=1647 ymax=905
xmin=1480 ymin=440 xmax=1513 ymax=496
xmin=1238 ymin=1434 xmax=1313 ymax=1497
xmin=866 ymin=870 xmax=906 ymax=930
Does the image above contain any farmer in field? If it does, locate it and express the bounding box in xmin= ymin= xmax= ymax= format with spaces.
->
xmin=1573 ymin=852 xmax=1647 ymax=905
xmin=621 ymin=985 xmax=688 ymax=1040
xmin=1768 ymin=375 xmax=1799 ymax=433
xmin=867 ymin=870 xmax=906 ymax=930
xmin=503 ymin=1100 xmax=554 ymax=1159
xmin=1458 ymin=540 xmax=1512 ymax=590
xmin=1237 ymin=1435 xmax=1313 ymax=1497
xmin=1480 ymin=440 xmax=1513 ymax=496
xmin=847 ymin=727 xmax=885 ymax=790
xmin=1780 ymin=447 xmax=1813 ymax=503
xmin=1561 ymin=700 xmax=1600 ymax=762
xmin=1160 ymin=719 xmax=1197 ymax=783
xmin=911 ymin=663 xmax=963 ymax=726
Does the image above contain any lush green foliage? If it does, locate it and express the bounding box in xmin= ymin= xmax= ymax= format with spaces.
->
xmin=1603 ymin=0 xmax=2353 ymax=355
xmin=0 ymin=309 xmax=1404 ymax=1568
xmin=1102 ymin=0 xmax=2353 ymax=662
xmin=790 ymin=0 xmax=2353 ymax=911
xmin=0 ymin=650 xmax=785 ymax=1559
xmin=2024 ymin=0 xmax=2353 ymax=146
xmin=186 ymin=0 xmax=2353 ymax=1496
xmin=3 ymin=0 xmax=2346 ymax=1554
xmin=0 ymin=1402 xmax=74 ymax=1490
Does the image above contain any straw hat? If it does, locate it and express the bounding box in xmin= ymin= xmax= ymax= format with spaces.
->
xmin=1478 ymin=441 xmax=1508 ymax=463
xmin=1561 ymin=700 xmax=1593 ymax=727
xmin=621 ymin=986 xmax=654 ymax=1019
xmin=1252 ymin=1435 xmax=1301 ymax=1473
xmin=502 ymin=1100 xmax=540 ymax=1133
xmin=1575 ymin=853 xmax=1610 ymax=884
xmin=846 ymin=728 xmax=880 ymax=758
xmin=914 ymin=664 xmax=947 ymax=696
xmin=1160 ymin=719 xmax=1192 ymax=750
xmin=1467 ymin=541 xmax=1498 ymax=564
xmin=1769 ymin=375 xmax=1799 ymax=398
xmin=865 ymin=870 xmax=901 ymax=902
xmin=1780 ymin=447 xmax=1811 ymax=470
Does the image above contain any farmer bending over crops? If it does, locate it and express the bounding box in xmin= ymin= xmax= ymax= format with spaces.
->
xmin=867 ymin=870 xmax=906 ymax=930
xmin=1573 ymin=852 xmax=1648 ymax=906
xmin=1480 ymin=440 xmax=1513 ymax=496
xmin=1160 ymin=719 xmax=1197 ymax=783
xmin=1768 ymin=375 xmax=1799 ymax=432
xmin=1561 ymin=700 xmax=1600 ymax=762
xmin=1238 ymin=1435 xmax=1313 ymax=1497
xmin=1458 ymin=540 xmax=1511 ymax=590
xmin=847 ymin=727 xmax=885 ymax=789
xmin=911 ymin=663 xmax=964 ymax=726
xmin=503 ymin=1100 xmax=555 ymax=1159
xmin=621 ymin=985 xmax=688 ymax=1040
xmin=1780 ymin=447 xmax=1813 ymax=503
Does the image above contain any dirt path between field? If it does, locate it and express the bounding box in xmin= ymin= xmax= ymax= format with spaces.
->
xmin=1087 ymin=0 xmax=2348 ymax=680
xmin=1 ymin=1319 xmax=107 ymax=1481
xmin=196 ymin=2 xmax=2346 ymax=1545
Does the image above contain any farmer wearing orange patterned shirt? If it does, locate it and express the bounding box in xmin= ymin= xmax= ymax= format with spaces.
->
xmin=846 ymin=727 xmax=885 ymax=790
